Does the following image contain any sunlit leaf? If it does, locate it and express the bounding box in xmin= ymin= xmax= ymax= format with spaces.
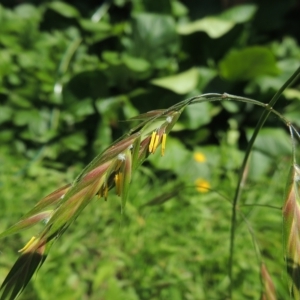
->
xmin=177 ymin=17 xmax=234 ymax=38
xmin=219 ymin=47 xmax=280 ymax=81
xmin=151 ymin=68 xmax=199 ymax=94
xmin=47 ymin=2 xmax=80 ymax=18
xmin=220 ymin=4 xmax=257 ymax=23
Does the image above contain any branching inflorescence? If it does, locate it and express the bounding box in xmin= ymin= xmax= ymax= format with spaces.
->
xmin=1 ymin=92 xmax=300 ymax=300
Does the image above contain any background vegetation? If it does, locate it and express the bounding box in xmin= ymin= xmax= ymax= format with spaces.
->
xmin=1 ymin=0 xmax=300 ymax=299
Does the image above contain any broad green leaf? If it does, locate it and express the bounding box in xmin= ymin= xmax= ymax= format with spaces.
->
xmin=198 ymin=67 xmax=217 ymax=91
xmin=79 ymin=19 xmax=111 ymax=32
xmin=179 ymin=101 xmax=212 ymax=129
xmin=220 ymin=4 xmax=257 ymax=23
xmin=0 ymin=50 xmax=12 ymax=78
xmin=246 ymin=128 xmax=291 ymax=179
xmin=178 ymin=4 xmax=257 ymax=37
xmin=284 ymin=102 xmax=300 ymax=127
xmin=247 ymin=127 xmax=291 ymax=157
xmin=219 ymin=47 xmax=280 ymax=81
xmin=177 ymin=17 xmax=234 ymax=38
xmin=13 ymin=110 xmax=39 ymax=126
xmin=248 ymin=150 xmax=272 ymax=180
xmin=122 ymin=55 xmax=151 ymax=72
xmin=61 ymin=133 xmax=86 ymax=151
xmin=102 ymin=51 xmax=120 ymax=65
xmin=171 ymin=1 xmax=188 ymax=17
xmin=15 ymin=4 xmax=41 ymax=22
xmin=47 ymin=2 xmax=80 ymax=18
xmin=148 ymin=136 xmax=190 ymax=172
xmin=0 ymin=106 xmax=12 ymax=124
xmin=127 ymin=13 xmax=178 ymax=64
xmin=151 ymin=68 xmax=199 ymax=94
xmin=65 ymin=71 xmax=108 ymax=100
xmin=141 ymin=0 xmax=172 ymax=14
xmin=284 ymin=88 xmax=300 ymax=100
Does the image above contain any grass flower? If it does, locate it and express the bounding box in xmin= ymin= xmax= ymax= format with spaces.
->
xmin=261 ymin=263 xmax=277 ymax=300
xmin=0 ymin=106 xmax=185 ymax=300
xmin=282 ymin=164 xmax=300 ymax=299
xmin=18 ymin=236 xmax=37 ymax=253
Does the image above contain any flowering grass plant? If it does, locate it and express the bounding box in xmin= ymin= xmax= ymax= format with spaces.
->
xmin=1 ymin=67 xmax=300 ymax=299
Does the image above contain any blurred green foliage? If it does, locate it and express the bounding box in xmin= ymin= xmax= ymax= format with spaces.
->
xmin=1 ymin=0 xmax=300 ymax=299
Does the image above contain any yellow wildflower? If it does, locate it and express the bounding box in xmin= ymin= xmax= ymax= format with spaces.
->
xmin=195 ymin=178 xmax=210 ymax=193
xmin=194 ymin=152 xmax=206 ymax=163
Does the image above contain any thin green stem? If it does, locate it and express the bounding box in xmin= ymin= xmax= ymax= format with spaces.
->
xmin=241 ymin=204 xmax=282 ymax=210
xmin=228 ymin=65 xmax=300 ymax=299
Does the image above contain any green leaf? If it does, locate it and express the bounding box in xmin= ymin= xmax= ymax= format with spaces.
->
xmin=151 ymin=68 xmax=199 ymax=94
xmin=219 ymin=47 xmax=280 ymax=81
xmin=122 ymin=54 xmax=151 ymax=73
xmin=65 ymin=71 xmax=108 ymax=100
xmin=248 ymin=128 xmax=291 ymax=157
xmin=177 ymin=4 xmax=257 ymax=38
xmin=15 ymin=4 xmax=41 ymax=22
xmin=0 ymin=106 xmax=12 ymax=124
xmin=246 ymin=128 xmax=291 ymax=179
xmin=47 ymin=2 xmax=80 ymax=18
xmin=79 ymin=19 xmax=112 ymax=32
xmin=13 ymin=110 xmax=38 ymax=126
xmin=220 ymin=4 xmax=257 ymax=23
xmin=177 ymin=17 xmax=234 ymax=38
xmin=197 ymin=67 xmax=217 ymax=92
xmin=283 ymin=88 xmax=300 ymax=100
xmin=127 ymin=13 xmax=178 ymax=64
xmin=171 ymin=1 xmax=188 ymax=17
xmin=179 ymin=102 xmax=212 ymax=130
xmin=148 ymin=136 xmax=190 ymax=172
xmin=61 ymin=133 xmax=86 ymax=151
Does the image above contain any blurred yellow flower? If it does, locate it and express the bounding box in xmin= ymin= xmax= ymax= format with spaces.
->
xmin=194 ymin=152 xmax=206 ymax=163
xmin=195 ymin=178 xmax=210 ymax=193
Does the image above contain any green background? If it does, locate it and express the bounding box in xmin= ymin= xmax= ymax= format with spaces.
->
xmin=1 ymin=0 xmax=300 ymax=299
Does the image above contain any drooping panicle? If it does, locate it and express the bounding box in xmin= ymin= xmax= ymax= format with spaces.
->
xmin=282 ymin=164 xmax=300 ymax=299
xmin=0 ymin=104 xmax=186 ymax=300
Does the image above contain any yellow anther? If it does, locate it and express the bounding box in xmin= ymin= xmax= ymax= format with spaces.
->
xmin=115 ymin=173 xmax=123 ymax=196
xmin=149 ymin=131 xmax=156 ymax=153
xmin=115 ymin=173 xmax=120 ymax=195
xmin=118 ymin=172 xmax=123 ymax=196
xmin=161 ymin=133 xmax=167 ymax=156
xmin=18 ymin=236 xmax=36 ymax=253
xmin=152 ymin=134 xmax=160 ymax=153
xmin=103 ymin=184 xmax=108 ymax=200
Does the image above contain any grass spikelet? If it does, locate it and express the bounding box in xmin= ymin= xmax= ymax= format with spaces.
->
xmin=0 ymin=211 xmax=53 ymax=239
xmin=261 ymin=263 xmax=277 ymax=300
xmin=0 ymin=251 xmax=46 ymax=300
xmin=282 ymin=164 xmax=300 ymax=299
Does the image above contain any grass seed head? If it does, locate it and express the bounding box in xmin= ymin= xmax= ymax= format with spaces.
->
xmin=283 ymin=164 xmax=300 ymax=298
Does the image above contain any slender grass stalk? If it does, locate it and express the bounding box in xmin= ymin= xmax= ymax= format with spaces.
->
xmin=228 ymin=66 xmax=300 ymax=299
